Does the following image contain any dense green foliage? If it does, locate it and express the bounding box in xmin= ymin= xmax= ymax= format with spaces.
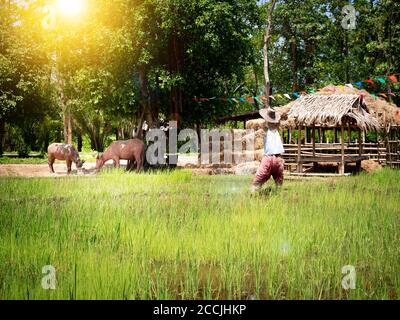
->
xmin=0 ymin=0 xmax=399 ymax=154
xmin=0 ymin=169 xmax=398 ymax=299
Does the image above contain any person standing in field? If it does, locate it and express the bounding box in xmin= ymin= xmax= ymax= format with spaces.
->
xmin=251 ymin=108 xmax=285 ymax=192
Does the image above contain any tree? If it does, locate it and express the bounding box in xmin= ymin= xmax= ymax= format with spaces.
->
xmin=0 ymin=0 xmax=55 ymax=156
xmin=263 ymin=0 xmax=277 ymax=107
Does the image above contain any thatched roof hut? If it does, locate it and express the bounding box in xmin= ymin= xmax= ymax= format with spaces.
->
xmin=278 ymin=85 xmax=400 ymax=130
xmin=288 ymin=94 xmax=380 ymax=130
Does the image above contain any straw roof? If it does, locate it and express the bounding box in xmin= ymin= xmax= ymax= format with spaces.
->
xmin=278 ymin=85 xmax=400 ymax=130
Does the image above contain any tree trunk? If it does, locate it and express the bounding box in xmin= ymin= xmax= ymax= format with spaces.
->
xmin=90 ymin=132 xmax=104 ymax=152
xmin=77 ymin=133 xmax=82 ymax=152
xmin=305 ymin=40 xmax=316 ymax=85
xmin=169 ymin=33 xmax=184 ymax=127
xmin=344 ymin=31 xmax=350 ymax=83
xmin=252 ymin=64 xmax=260 ymax=109
xmin=0 ymin=119 xmax=5 ymax=157
xmin=61 ymin=86 xmax=72 ymax=145
xmin=263 ymin=0 xmax=277 ymax=108
xmin=138 ymin=67 xmax=159 ymax=139
xmin=290 ymin=35 xmax=299 ymax=92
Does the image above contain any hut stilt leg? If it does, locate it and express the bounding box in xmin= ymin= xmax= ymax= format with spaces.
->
xmin=312 ymin=126 xmax=317 ymax=172
xmin=348 ymin=125 xmax=351 ymax=144
xmin=340 ymin=126 xmax=345 ymax=175
xmin=297 ymin=126 xmax=302 ymax=173
xmin=357 ymin=129 xmax=363 ymax=173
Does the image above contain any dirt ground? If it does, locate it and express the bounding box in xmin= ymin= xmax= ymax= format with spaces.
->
xmin=0 ymin=156 xmax=200 ymax=177
xmin=0 ymin=163 xmax=98 ymax=177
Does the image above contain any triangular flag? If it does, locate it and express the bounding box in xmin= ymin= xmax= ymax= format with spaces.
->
xmin=389 ymin=92 xmax=396 ymax=97
xmin=239 ymin=98 xmax=245 ymax=103
xmin=376 ymin=77 xmax=386 ymax=84
xmin=345 ymin=84 xmax=354 ymax=88
xmin=284 ymin=94 xmax=291 ymax=99
xmin=378 ymin=93 xmax=388 ymax=98
xmin=254 ymin=97 xmax=263 ymax=104
xmin=276 ymin=94 xmax=283 ymax=99
xmin=365 ymin=79 xmax=375 ymax=86
xmin=232 ymin=98 xmax=239 ymax=103
xmin=354 ymin=82 xmax=363 ymax=88
xmin=269 ymin=95 xmax=276 ymax=101
xmin=293 ymin=92 xmax=300 ymax=98
xmin=309 ymin=89 xmax=317 ymax=94
xmin=227 ymin=98 xmax=234 ymax=104
xmin=388 ymin=75 xmax=398 ymax=83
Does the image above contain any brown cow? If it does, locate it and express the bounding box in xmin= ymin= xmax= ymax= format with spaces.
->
xmin=48 ymin=143 xmax=85 ymax=174
xmin=96 ymin=139 xmax=145 ymax=172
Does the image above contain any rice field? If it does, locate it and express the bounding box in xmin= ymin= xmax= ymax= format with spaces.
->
xmin=0 ymin=169 xmax=399 ymax=300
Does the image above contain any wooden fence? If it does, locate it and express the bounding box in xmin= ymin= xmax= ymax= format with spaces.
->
xmin=282 ymin=142 xmax=387 ymax=172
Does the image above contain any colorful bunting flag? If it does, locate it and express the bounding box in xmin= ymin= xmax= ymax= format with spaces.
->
xmin=388 ymin=75 xmax=398 ymax=83
xmin=192 ymin=73 xmax=400 ymax=106
xmin=376 ymin=77 xmax=386 ymax=84
xmin=254 ymin=97 xmax=263 ymax=104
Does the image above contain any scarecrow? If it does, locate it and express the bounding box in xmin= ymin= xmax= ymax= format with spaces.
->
xmin=251 ymin=108 xmax=285 ymax=192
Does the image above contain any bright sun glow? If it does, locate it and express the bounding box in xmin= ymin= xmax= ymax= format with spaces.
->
xmin=56 ymin=0 xmax=85 ymax=18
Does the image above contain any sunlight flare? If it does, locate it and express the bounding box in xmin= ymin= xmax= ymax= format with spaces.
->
xmin=56 ymin=0 xmax=85 ymax=18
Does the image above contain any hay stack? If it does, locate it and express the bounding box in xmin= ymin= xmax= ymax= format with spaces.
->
xmin=254 ymin=149 xmax=264 ymax=161
xmin=215 ymin=129 xmax=247 ymax=151
xmin=361 ymin=160 xmax=382 ymax=173
xmin=241 ymin=129 xmax=265 ymax=151
xmin=246 ymin=119 xmax=266 ymax=131
xmin=234 ymin=161 xmax=260 ymax=176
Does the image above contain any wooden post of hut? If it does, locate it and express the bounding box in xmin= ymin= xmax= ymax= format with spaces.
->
xmin=356 ymin=128 xmax=363 ymax=172
xmin=312 ymin=125 xmax=317 ymax=171
xmin=297 ymin=125 xmax=302 ymax=173
xmin=340 ymin=125 xmax=345 ymax=175
xmin=333 ymin=128 xmax=337 ymax=143
xmin=347 ymin=125 xmax=351 ymax=144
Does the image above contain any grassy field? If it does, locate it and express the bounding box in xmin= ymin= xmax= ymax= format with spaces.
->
xmin=0 ymin=169 xmax=398 ymax=300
